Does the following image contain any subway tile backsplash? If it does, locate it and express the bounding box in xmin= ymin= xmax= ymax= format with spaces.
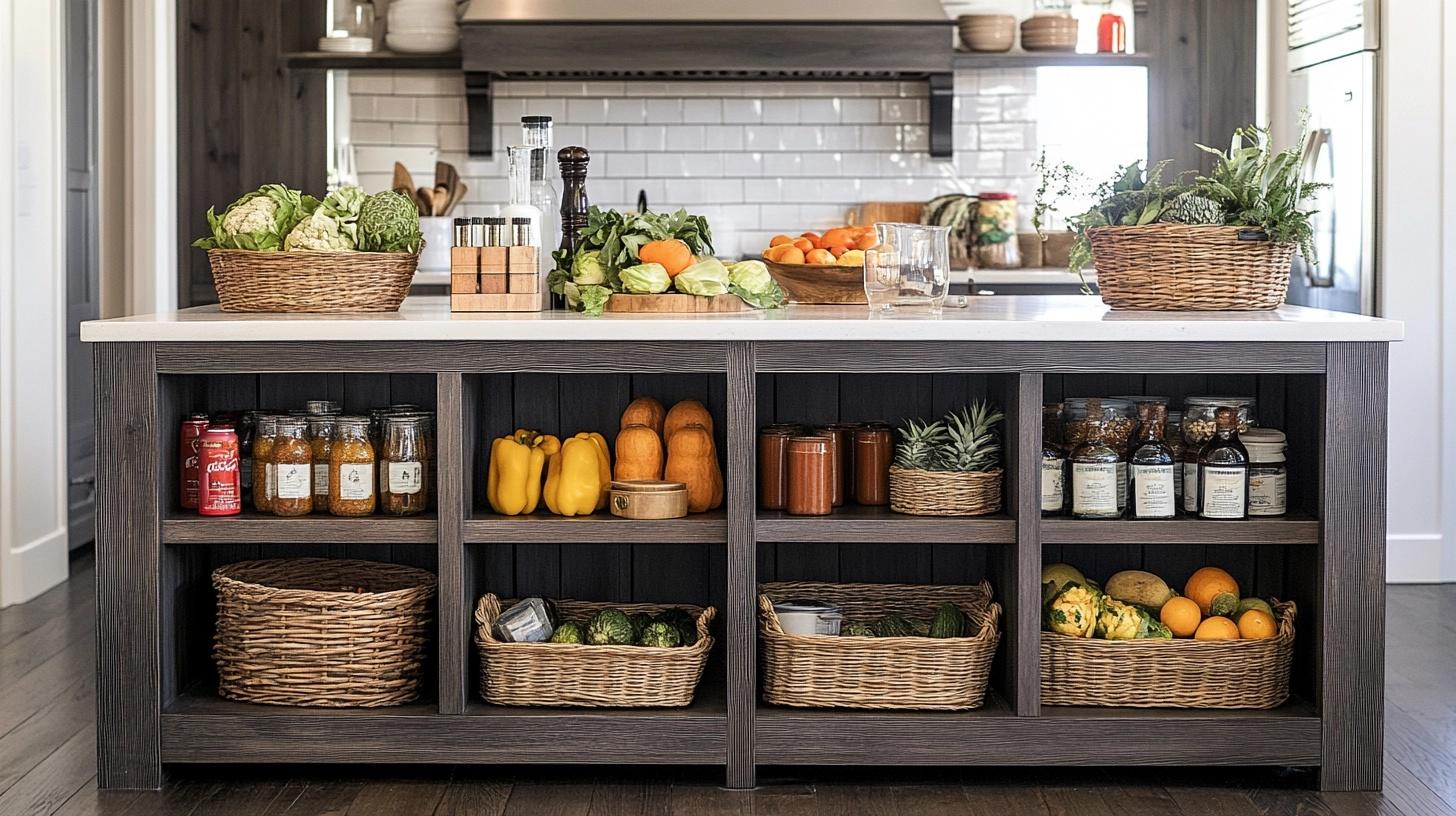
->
xmin=346 ymin=70 xmax=1040 ymax=257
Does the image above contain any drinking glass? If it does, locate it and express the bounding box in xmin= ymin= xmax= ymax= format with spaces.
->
xmin=862 ymin=222 xmax=951 ymax=314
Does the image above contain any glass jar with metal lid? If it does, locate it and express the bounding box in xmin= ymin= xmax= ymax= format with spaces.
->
xmin=1181 ymin=396 xmax=1257 ymax=446
xmin=1242 ymin=428 xmax=1288 ymax=516
xmin=1063 ymin=398 xmax=1136 ymax=448
xmin=379 ymin=414 xmax=429 ymax=516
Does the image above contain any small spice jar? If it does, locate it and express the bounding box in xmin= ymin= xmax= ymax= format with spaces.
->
xmin=307 ymin=415 xmax=336 ymax=514
xmin=786 ymin=435 xmax=833 ymax=516
xmin=758 ymin=427 xmax=793 ymax=510
xmin=330 ymin=416 xmax=376 ymax=517
xmin=852 ymin=426 xmax=893 ymax=506
xmin=379 ymin=415 xmax=429 ymax=516
xmin=1243 ymin=428 xmax=1288 ymax=517
xmin=250 ymin=415 xmax=278 ymax=513
xmin=269 ymin=418 xmax=314 ymax=518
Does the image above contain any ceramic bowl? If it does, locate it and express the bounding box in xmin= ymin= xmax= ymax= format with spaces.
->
xmin=386 ymin=30 xmax=460 ymax=53
xmin=957 ymin=14 xmax=1016 ymax=52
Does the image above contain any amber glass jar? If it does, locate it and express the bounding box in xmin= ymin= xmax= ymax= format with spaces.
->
xmin=786 ymin=435 xmax=833 ymax=516
xmin=270 ymin=418 xmax=314 ymax=517
xmin=758 ymin=428 xmax=793 ymax=510
xmin=250 ymin=415 xmax=278 ymax=513
xmin=818 ymin=425 xmax=852 ymax=507
xmin=379 ymin=415 xmax=428 ymax=516
xmin=852 ymin=427 xmax=893 ymax=506
xmin=307 ymin=415 xmax=336 ymax=514
xmin=330 ymin=416 xmax=376 ymax=516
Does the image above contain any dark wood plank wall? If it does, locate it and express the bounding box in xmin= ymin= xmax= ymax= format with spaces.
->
xmin=177 ymin=0 xmax=328 ymax=307
xmin=1148 ymin=0 xmax=1259 ymax=174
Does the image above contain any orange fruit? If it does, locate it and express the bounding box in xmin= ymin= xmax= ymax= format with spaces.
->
xmin=775 ymin=246 xmax=805 ymax=265
xmin=1159 ymin=596 xmax=1201 ymax=638
xmin=1184 ymin=566 xmax=1240 ymax=617
xmin=800 ymin=231 xmax=822 ymax=247
xmin=1236 ymin=609 xmax=1276 ymax=640
xmin=769 ymin=234 xmax=793 ymax=248
xmin=821 ymin=227 xmax=857 ymax=248
xmin=1193 ymin=616 xmax=1240 ymax=641
xmin=825 ymin=243 xmax=850 ymax=258
xmin=792 ymin=237 xmax=814 ymax=253
xmin=638 ymin=239 xmax=696 ymax=277
xmin=805 ymin=248 xmax=836 ymax=265
xmin=854 ymin=233 xmax=879 ymax=250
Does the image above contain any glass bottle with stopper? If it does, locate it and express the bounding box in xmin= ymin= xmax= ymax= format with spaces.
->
xmin=1197 ymin=406 xmax=1250 ymax=520
xmin=521 ymin=116 xmax=560 ymax=255
xmin=1128 ymin=401 xmax=1176 ymax=519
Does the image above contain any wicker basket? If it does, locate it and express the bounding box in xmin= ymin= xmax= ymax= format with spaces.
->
xmin=207 ymin=247 xmax=419 ymax=313
xmin=212 ymin=558 xmax=436 ymax=708
xmin=1041 ymin=601 xmax=1296 ymax=709
xmin=889 ymin=466 xmax=1003 ymax=516
xmin=1087 ymin=224 xmax=1296 ymax=311
xmin=473 ymin=595 xmax=715 ymax=708
xmin=760 ymin=581 xmax=1001 ymax=710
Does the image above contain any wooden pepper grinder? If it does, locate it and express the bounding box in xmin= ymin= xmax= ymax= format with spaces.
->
xmin=555 ymin=146 xmax=590 ymax=309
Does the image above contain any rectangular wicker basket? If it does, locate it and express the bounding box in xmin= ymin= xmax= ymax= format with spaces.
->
xmin=1040 ymin=601 xmax=1296 ymax=709
xmin=759 ymin=581 xmax=1001 ymax=710
xmin=207 ymin=247 xmax=419 ymax=313
xmin=1087 ymin=224 xmax=1296 ymax=311
xmin=473 ymin=594 xmax=715 ymax=708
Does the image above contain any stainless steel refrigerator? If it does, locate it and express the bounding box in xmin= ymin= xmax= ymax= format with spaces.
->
xmin=1283 ymin=0 xmax=1379 ymax=315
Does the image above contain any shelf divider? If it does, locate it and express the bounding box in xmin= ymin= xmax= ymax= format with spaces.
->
xmin=756 ymin=506 xmax=1015 ymax=544
xmin=1008 ymin=372 xmax=1043 ymax=716
xmin=437 ymin=372 xmax=468 ymax=714
xmin=161 ymin=511 xmax=437 ymax=545
xmin=1041 ymin=515 xmax=1320 ymax=545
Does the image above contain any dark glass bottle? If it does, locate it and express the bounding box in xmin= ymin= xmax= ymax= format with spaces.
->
xmin=1070 ymin=415 xmax=1121 ymax=520
xmin=1041 ymin=403 xmax=1066 ymax=515
xmin=1197 ymin=406 xmax=1250 ymax=520
xmin=1128 ymin=402 xmax=1176 ymax=519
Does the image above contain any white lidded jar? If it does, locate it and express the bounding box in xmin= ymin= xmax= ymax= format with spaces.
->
xmin=1243 ymin=428 xmax=1288 ymax=517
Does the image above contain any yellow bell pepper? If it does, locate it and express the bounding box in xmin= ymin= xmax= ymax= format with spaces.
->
xmin=579 ymin=432 xmax=612 ymax=510
xmin=487 ymin=431 xmax=556 ymax=516
xmin=543 ymin=436 xmax=603 ymax=517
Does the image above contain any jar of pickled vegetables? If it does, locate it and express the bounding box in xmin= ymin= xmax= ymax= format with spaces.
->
xmin=269 ymin=418 xmax=314 ymax=517
xmin=330 ymin=416 xmax=376 ymax=517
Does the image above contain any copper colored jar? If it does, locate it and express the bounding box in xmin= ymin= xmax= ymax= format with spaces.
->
xmin=853 ymin=427 xmax=893 ymax=506
xmin=823 ymin=423 xmax=861 ymax=506
xmin=786 ymin=436 xmax=833 ymax=516
xmin=758 ymin=428 xmax=793 ymax=510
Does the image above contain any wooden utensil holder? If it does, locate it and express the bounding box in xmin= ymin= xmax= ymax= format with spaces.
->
xmin=450 ymin=245 xmax=548 ymax=312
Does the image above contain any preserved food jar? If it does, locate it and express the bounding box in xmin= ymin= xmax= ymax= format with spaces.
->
xmin=1165 ymin=409 xmax=1185 ymax=510
xmin=1243 ymin=428 xmax=1288 ymax=517
xmin=852 ymin=427 xmax=893 ymax=506
xmin=973 ymin=192 xmax=1021 ymax=268
xmin=1198 ymin=407 xmax=1249 ymax=520
xmin=1041 ymin=403 xmax=1066 ymax=515
xmin=270 ymin=418 xmax=313 ymax=517
xmin=786 ymin=435 xmax=833 ymax=516
xmin=1128 ymin=402 xmax=1176 ymax=519
xmin=197 ymin=423 xmax=242 ymax=516
xmin=379 ymin=415 xmax=428 ymax=516
xmin=306 ymin=400 xmax=341 ymax=415
xmin=819 ymin=425 xmax=850 ymax=507
xmin=179 ymin=413 xmax=209 ymax=509
xmin=825 ymin=422 xmax=862 ymax=503
xmin=330 ymin=416 xmax=377 ymax=516
xmin=1182 ymin=396 xmax=1256 ymax=513
xmin=1069 ymin=403 xmax=1122 ymax=520
xmin=307 ymin=415 xmax=337 ymax=514
xmin=758 ymin=428 xmax=792 ymax=510
xmin=251 ymin=415 xmax=279 ymax=513
xmin=1065 ymin=398 xmax=1134 ymax=513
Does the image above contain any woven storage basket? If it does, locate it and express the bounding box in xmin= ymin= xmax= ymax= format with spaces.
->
xmin=760 ymin=581 xmax=1001 ymax=710
xmin=207 ymin=247 xmax=419 ymax=313
xmin=474 ymin=595 xmax=715 ymax=708
xmin=212 ymin=558 xmax=437 ymax=708
xmin=1087 ymin=224 xmax=1296 ymax=311
xmin=1041 ymin=601 xmax=1296 ymax=709
xmin=889 ymin=466 xmax=1003 ymax=516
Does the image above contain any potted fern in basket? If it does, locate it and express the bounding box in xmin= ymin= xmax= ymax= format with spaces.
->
xmin=889 ymin=401 xmax=1004 ymax=517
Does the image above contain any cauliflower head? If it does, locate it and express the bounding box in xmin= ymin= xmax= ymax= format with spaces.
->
xmin=193 ymin=184 xmax=315 ymax=251
xmin=1045 ymin=584 xmax=1100 ymax=638
xmin=1096 ymin=599 xmax=1144 ymax=640
xmin=222 ymin=197 xmax=279 ymax=237
xmin=284 ymin=209 xmax=354 ymax=252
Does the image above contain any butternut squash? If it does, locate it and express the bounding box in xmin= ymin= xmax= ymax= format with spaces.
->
xmin=664 ymin=399 xmax=713 ymax=442
xmin=614 ymin=423 xmax=664 ymax=482
xmin=664 ymin=423 xmax=722 ymax=513
xmin=620 ymin=397 xmax=666 ymax=438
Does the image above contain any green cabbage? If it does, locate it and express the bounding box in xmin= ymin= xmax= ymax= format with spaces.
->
xmin=548 ymin=622 xmax=585 ymax=644
xmin=727 ymin=260 xmax=772 ymax=293
xmin=620 ymin=262 xmax=671 ymax=294
xmin=637 ymin=621 xmax=682 ymax=648
xmin=586 ymin=609 xmax=636 ymax=645
xmin=655 ymin=608 xmax=697 ymax=645
xmin=578 ymin=285 xmax=613 ymax=316
xmin=193 ymin=184 xmax=317 ymax=251
xmin=357 ymin=190 xmax=423 ymax=253
xmin=672 ymin=257 xmax=730 ymax=296
xmin=572 ymin=249 xmax=608 ymax=285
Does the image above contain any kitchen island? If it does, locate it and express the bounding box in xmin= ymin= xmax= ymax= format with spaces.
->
xmin=81 ymin=296 xmax=1401 ymax=791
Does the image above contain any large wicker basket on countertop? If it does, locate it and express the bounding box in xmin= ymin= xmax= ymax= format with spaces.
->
xmin=1087 ymin=224 xmax=1295 ymax=311
xmin=207 ymin=247 xmax=419 ymax=313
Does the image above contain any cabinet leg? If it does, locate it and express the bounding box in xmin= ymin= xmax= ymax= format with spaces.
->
xmin=725 ymin=342 xmax=757 ymax=789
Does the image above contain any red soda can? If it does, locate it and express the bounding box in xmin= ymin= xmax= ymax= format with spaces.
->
xmin=179 ymin=413 xmax=210 ymax=509
xmin=197 ymin=423 xmax=242 ymax=516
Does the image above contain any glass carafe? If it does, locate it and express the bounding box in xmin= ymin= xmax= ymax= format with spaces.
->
xmin=862 ymin=222 xmax=951 ymax=314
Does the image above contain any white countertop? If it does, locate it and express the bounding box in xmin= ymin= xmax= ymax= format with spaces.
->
xmin=80 ymin=296 xmax=1403 ymax=343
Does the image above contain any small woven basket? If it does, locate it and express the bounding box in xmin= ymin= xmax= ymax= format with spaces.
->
xmin=207 ymin=247 xmax=419 ymax=313
xmin=1087 ymin=224 xmax=1296 ymax=311
xmin=760 ymin=581 xmax=1001 ymax=710
xmin=473 ymin=595 xmax=715 ymax=708
xmin=1040 ymin=601 xmax=1296 ymax=709
xmin=889 ymin=466 xmax=1003 ymax=516
xmin=212 ymin=558 xmax=436 ymax=708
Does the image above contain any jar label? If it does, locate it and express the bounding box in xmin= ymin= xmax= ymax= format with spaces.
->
xmin=1072 ymin=462 xmax=1118 ymax=516
xmin=1182 ymin=462 xmax=1199 ymax=512
xmin=1131 ymin=464 xmax=1176 ymax=518
xmin=1200 ymin=465 xmax=1247 ymax=518
xmin=265 ymin=462 xmax=276 ymax=501
xmin=1249 ymin=467 xmax=1287 ymax=516
xmin=313 ymin=463 xmax=330 ymax=496
xmin=1041 ymin=457 xmax=1065 ymax=511
xmin=1172 ymin=460 xmax=1183 ymax=500
xmin=276 ymin=463 xmax=312 ymax=499
xmin=388 ymin=462 xmax=423 ymax=494
xmin=1115 ymin=461 xmax=1128 ymax=511
xmin=339 ymin=463 xmax=374 ymax=500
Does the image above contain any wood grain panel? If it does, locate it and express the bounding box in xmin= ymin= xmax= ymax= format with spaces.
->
xmin=1042 ymin=516 xmax=1320 ymax=545
xmin=754 ymin=342 xmax=1327 ymax=374
xmin=756 ymin=509 xmax=1014 ymax=544
xmin=161 ymin=513 xmax=437 ymax=544
xmin=1008 ymin=373 xmax=1042 ymax=715
xmin=156 ymin=342 xmax=730 ymax=374
xmin=436 ymin=373 xmax=467 ymax=714
xmin=724 ymin=343 xmax=757 ymax=789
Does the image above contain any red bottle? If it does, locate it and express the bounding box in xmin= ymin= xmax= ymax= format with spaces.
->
xmin=179 ymin=413 xmax=210 ymax=509
xmin=197 ymin=423 xmax=242 ymax=516
xmin=1098 ymin=12 xmax=1127 ymax=54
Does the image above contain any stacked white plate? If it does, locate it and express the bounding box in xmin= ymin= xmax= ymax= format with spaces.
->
xmin=318 ymin=35 xmax=375 ymax=53
xmin=386 ymin=0 xmax=460 ymax=53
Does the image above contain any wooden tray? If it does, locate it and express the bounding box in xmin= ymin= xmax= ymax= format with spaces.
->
xmin=605 ymin=293 xmax=750 ymax=313
xmin=762 ymin=259 xmax=867 ymax=305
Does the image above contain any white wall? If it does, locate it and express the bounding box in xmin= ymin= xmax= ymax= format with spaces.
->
xmin=0 ymin=0 xmax=71 ymax=606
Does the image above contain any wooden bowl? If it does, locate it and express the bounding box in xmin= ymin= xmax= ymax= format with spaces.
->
xmin=762 ymin=258 xmax=867 ymax=305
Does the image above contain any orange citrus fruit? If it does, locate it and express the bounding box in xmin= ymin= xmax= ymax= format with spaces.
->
xmin=1194 ymin=616 xmax=1240 ymax=641
xmin=1159 ymin=596 xmax=1202 ymax=638
xmin=1236 ymin=609 xmax=1277 ymax=640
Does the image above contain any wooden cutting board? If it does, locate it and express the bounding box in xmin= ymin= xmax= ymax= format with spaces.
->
xmin=604 ymin=293 xmax=750 ymax=313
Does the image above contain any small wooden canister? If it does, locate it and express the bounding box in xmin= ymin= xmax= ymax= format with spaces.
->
xmin=609 ymin=480 xmax=689 ymax=519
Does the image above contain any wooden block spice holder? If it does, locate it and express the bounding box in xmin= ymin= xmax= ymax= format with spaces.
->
xmin=450 ymin=245 xmax=548 ymax=312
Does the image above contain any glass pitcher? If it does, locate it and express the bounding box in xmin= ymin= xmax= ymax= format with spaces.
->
xmin=863 ymin=222 xmax=951 ymax=314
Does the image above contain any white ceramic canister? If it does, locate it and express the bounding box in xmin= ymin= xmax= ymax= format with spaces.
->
xmin=773 ymin=599 xmax=843 ymax=636
xmin=418 ymin=216 xmax=453 ymax=271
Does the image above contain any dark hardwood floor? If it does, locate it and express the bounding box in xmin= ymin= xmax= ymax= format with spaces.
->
xmin=2 ymin=552 xmax=1452 ymax=816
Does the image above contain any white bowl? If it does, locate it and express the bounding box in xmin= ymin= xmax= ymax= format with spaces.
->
xmin=386 ymin=30 xmax=460 ymax=53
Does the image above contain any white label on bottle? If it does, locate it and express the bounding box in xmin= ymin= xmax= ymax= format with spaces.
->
xmin=313 ymin=463 xmax=330 ymax=496
xmin=1249 ymin=466 xmax=1287 ymax=516
xmin=1072 ymin=462 xmax=1119 ymax=516
xmin=1132 ymin=464 xmax=1176 ymax=518
xmin=338 ymin=463 xmax=374 ymax=500
xmin=264 ymin=462 xmax=276 ymax=501
xmin=1183 ymin=462 xmax=1200 ymax=512
xmin=1041 ymin=457 xmax=1065 ymax=511
xmin=1115 ymin=461 xmax=1128 ymax=510
xmin=1173 ymin=460 xmax=1183 ymax=502
xmin=1200 ymin=465 xmax=1248 ymax=518
xmin=388 ymin=462 xmax=423 ymax=494
xmin=276 ymin=463 xmax=311 ymax=499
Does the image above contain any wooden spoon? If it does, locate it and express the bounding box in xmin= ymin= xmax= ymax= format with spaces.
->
xmin=392 ymin=162 xmax=415 ymax=201
xmin=416 ymin=186 xmax=435 ymax=216
xmin=444 ymin=180 xmax=467 ymax=216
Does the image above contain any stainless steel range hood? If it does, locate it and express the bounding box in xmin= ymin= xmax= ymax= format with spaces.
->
xmin=459 ymin=0 xmax=954 ymax=157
